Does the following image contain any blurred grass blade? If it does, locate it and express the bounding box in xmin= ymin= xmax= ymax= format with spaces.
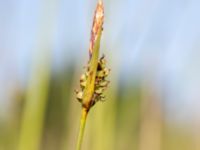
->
xmin=18 ymin=57 xmax=50 ymax=150
xmin=17 ymin=0 xmax=58 ymax=149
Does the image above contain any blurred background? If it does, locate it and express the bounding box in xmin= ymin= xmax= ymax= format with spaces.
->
xmin=1 ymin=0 xmax=200 ymax=150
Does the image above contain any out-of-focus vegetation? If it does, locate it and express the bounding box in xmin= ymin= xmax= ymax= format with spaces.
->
xmin=1 ymin=0 xmax=200 ymax=150
xmin=0 ymin=66 xmax=197 ymax=150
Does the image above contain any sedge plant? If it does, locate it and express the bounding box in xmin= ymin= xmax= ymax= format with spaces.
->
xmin=75 ymin=0 xmax=110 ymax=150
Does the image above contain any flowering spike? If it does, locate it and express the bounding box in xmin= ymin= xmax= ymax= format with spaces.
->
xmin=75 ymin=1 xmax=109 ymax=149
xmin=75 ymin=0 xmax=109 ymax=110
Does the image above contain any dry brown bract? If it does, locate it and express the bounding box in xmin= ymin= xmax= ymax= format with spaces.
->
xmin=89 ymin=0 xmax=104 ymax=58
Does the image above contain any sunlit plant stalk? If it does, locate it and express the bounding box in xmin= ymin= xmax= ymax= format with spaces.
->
xmin=75 ymin=1 xmax=110 ymax=150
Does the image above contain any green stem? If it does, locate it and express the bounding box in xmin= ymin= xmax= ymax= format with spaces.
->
xmin=76 ymin=107 xmax=88 ymax=150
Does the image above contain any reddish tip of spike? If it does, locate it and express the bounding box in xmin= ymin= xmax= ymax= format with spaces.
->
xmin=89 ymin=0 xmax=104 ymax=58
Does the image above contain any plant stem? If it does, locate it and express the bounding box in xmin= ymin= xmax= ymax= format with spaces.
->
xmin=76 ymin=107 xmax=89 ymax=150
